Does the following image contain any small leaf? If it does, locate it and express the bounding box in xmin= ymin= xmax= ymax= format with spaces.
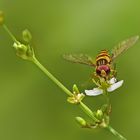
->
xmin=73 ymin=84 xmax=80 ymax=94
xmin=22 ymin=29 xmax=32 ymax=43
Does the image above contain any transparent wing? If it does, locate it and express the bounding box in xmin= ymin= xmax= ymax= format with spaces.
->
xmin=111 ymin=35 xmax=139 ymax=61
xmin=63 ymin=54 xmax=96 ymax=67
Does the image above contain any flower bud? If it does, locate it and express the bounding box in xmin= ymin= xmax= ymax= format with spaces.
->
xmin=13 ymin=42 xmax=34 ymax=60
xmin=73 ymin=84 xmax=79 ymax=94
xmin=13 ymin=42 xmax=27 ymax=52
xmin=67 ymin=93 xmax=85 ymax=104
xmin=0 ymin=11 xmax=4 ymax=25
xmin=96 ymin=109 xmax=103 ymax=119
xmin=22 ymin=29 xmax=32 ymax=43
xmin=75 ymin=117 xmax=87 ymax=127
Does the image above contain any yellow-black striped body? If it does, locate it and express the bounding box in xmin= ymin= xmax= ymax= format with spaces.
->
xmin=63 ymin=36 xmax=139 ymax=78
xmin=95 ymin=50 xmax=112 ymax=77
xmin=96 ymin=50 xmax=111 ymax=66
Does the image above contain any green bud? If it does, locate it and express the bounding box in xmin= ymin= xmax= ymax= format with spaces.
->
xmin=75 ymin=117 xmax=87 ymax=127
xmin=0 ymin=11 xmax=4 ymax=25
xmin=96 ymin=109 xmax=103 ymax=119
xmin=67 ymin=96 xmax=76 ymax=104
xmin=13 ymin=42 xmax=27 ymax=53
xmin=73 ymin=84 xmax=79 ymax=94
xmin=67 ymin=93 xmax=85 ymax=104
xmin=22 ymin=29 xmax=32 ymax=43
xmin=78 ymin=93 xmax=85 ymax=101
xmin=13 ymin=42 xmax=34 ymax=60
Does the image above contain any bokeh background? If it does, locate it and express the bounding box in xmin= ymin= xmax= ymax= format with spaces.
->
xmin=0 ymin=0 xmax=140 ymax=140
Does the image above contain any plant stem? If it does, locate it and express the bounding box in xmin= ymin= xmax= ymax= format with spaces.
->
xmin=79 ymin=101 xmax=99 ymax=122
xmin=3 ymin=24 xmax=19 ymax=43
xmin=2 ymin=23 xmax=127 ymax=140
xmin=32 ymin=56 xmax=100 ymax=122
xmin=32 ymin=56 xmax=73 ymax=96
xmin=2 ymin=23 xmax=100 ymax=123
xmin=107 ymin=125 xmax=127 ymax=140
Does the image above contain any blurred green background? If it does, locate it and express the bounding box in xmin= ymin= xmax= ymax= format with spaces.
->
xmin=0 ymin=0 xmax=140 ymax=140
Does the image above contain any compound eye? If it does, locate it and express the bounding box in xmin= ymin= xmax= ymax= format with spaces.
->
xmin=105 ymin=68 xmax=110 ymax=74
xmin=96 ymin=69 xmax=101 ymax=75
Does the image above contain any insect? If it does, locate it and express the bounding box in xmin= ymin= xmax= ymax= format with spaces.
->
xmin=63 ymin=36 xmax=139 ymax=79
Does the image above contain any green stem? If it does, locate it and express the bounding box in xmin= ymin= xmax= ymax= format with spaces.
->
xmin=2 ymin=23 xmax=127 ymax=140
xmin=3 ymin=24 xmax=18 ymax=43
xmin=2 ymin=24 xmax=99 ymax=123
xmin=32 ymin=56 xmax=100 ymax=122
xmin=107 ymin=125 xmax=127 ymax=140
xmin=79 ymin=101 xmax=99 ymax=122
xmin=32 ymin=56 xmax=73 ymax=96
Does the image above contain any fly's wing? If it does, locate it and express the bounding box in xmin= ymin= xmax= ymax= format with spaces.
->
xmin=63 ymin=54 xmax=96 ymax=67
xmin=111 ymin=35 xmax=139 ymax=61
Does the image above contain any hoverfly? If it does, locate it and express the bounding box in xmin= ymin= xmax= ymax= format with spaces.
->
xmin=63 ymin=36 xmax=139 ymax=79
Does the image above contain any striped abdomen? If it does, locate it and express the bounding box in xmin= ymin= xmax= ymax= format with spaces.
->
xmin=96 ymin=50 xmax=111 ymax=66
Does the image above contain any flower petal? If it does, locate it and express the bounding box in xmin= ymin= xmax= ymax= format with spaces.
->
xmin=109 ymin=77 xmax=117 ymax=84
xmin=107 ymin=80 xmax=124 ymax=92
xmin=85 ymin=88 xmax=103 ymax=96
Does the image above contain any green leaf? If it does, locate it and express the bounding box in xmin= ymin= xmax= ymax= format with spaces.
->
xmin=73 ymin=84 xmax=80 ymax=94
xmin=22 ymin=29 xmax=32 ymax=43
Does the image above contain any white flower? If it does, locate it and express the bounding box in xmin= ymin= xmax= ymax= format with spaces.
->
xmin=85 ymin=77 xmax=124 ymax=96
